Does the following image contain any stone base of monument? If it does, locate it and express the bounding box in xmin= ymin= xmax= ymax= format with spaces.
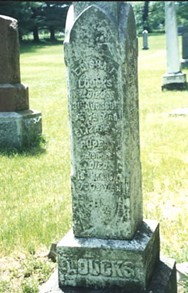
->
xmin=0 ymin=109 xmax=42 ymax=149
xmin=181 ymin=59 xmax=188 ymax=69
xmin=39 ymin=257 xmax=177 ymax=293
xmin=57 ymin=220 xmax=159 ymax=291
xmin=162 ymin=72 xmax=187 ymax=90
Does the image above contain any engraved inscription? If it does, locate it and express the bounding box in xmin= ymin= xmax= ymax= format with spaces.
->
xmin=69 ymin=54 xmax=124 ymax=231
xmin=72 ymin=58 xmax=117 ymax=77
xmin=61 ymin=258 xmax=137 ymax=279
xmin=78 ymin=77 xmax=112 ymax=89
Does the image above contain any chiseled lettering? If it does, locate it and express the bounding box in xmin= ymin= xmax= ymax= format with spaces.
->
xmin=112 ymin=261 xmax=124 ymax=278
xmin=72 ymin=100 xmax=118 ymax=111
xmin=76 ymin=182 xmax=114 ymax=192
xmin=77 ymin=259 xmax=88 ymax=275
xmin=121 ymin=262 xmax=135 ymax=278
xmin=80 ymin=138 xmax=105 ymax=149
xmin=89 ymin=58 xmax=107 ymax=70
xmin=101 ymin=261 xmax=112 ymax=277
xmin=78 ymin=77 xmax=112 ymax=89
xmin=81 ymin=151 xmax=112 ymax=161
xmin=63 ymin=258 xmax=135 ymax=279
xmin=72 ymin=58 xmax=108 ymax=77
xmin=89 ymin=259 xmax=100 ymax=276
xmin=62 ymin=259 xmax=77 ymax=274
xmin=82 ymin=160 xmax=108 ymax=170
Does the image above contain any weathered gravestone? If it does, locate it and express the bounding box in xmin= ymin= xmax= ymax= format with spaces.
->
xmin=0 ymin=15 xmax=42 ymax=149
xmin=162 ymin=2 xmax=187 ymax=90
xmin=142 ymin=30 xmax=149 ymax=50
xmin=40 ymin=2 xmax=177 ymax=293
xmin=181 ymin=31 xmax=188 ymax=69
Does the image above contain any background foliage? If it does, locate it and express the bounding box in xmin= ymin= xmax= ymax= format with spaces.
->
xmin=131 ymin=1 xmax=188 ymax=34
xmin=0 ymin=1 xmax=71 ymax=41
xmin=0 ymin=1 xmax=188 ymax=41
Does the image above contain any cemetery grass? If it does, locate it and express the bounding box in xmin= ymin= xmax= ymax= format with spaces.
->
xmin=0 ymin=35 xmax=187 ymax=292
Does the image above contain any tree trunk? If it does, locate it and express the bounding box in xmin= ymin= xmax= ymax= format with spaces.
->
xmin=33 ymin=26 xmax=40 ymax=42
xmin=49 ymin=27 xmax=56 ymax=42
xmin=143 ymin=1 xmax=150 ymax=31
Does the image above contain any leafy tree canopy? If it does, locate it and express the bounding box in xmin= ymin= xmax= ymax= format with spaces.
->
xmin=0 ymin=1 xmax=71 ymax=41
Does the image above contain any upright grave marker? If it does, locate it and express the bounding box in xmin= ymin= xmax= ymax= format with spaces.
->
xmin=46 ymin=2 xmax=178 ymax=292
xmin=0 ymin=15 xmax=42 ymax=149
xmin=64 ymin=2 xmax=143 ymax=241
xmin=142 ymin=30 xmax=149 ymax=50
xmin=162 ymin=2 xmax=187 ymax=90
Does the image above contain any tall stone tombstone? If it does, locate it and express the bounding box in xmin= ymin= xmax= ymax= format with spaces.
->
xmin=41 ymin=2 xmax=178 ymax=293
xmin=181 ymin=30 xmax=188 ymax=69
xmin=0 ymin=15 xmax=42 ymax=149
xmin=162 ymin=2 xmax=187 ymax=90
xmin=142 ymin=30 xmax=149 ymax=50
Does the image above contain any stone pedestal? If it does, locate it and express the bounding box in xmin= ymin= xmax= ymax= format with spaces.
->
xmin=162 ymin=72 xmax=187 ymax=90
xmin=57 ymin=220 xmax=160 ymax=291
xmin=0 ymin=110 xmax=42 ymax=149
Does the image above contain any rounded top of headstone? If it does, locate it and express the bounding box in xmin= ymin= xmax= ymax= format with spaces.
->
xmin=0 ymin=15 xmax=17 ymax=26
xmin=0 ymin=14 xmax=18 ymax=31
xmin=0 ymin=14 xmax=16 ymax=21
xmin=73 ymin=2 xmax=120 ymax=23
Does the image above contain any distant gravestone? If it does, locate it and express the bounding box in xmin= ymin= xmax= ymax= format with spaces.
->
xmin=142 ymin=30 xmax=149 ymax=50
xmin=162 ymin=2 xmax=187 ymax=90
xmin=181 ymin=31 xmax=188 ymax=69
xmin=39 ymin=2 xmax=177 ymax=293
xmin=0 ymin=15 xmax=42 ymax=149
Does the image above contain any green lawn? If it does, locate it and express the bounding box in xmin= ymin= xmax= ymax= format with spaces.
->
xmin=0 ymin=34 xmax=187 ymax=292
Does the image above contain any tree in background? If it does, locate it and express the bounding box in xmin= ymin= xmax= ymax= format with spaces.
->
xmin=148 ymin=2 xmax=165 ymax=33
xmin=0 ymin=1 xmax=31 ymax=39
xmin=132 ymin=1 xmax=188 ymax=34
xmin=30 ymin=2 xmax=45 ymax=42
xmin=0 ymin=1 xmax=71 ymax=42
xmin=132 ymin=1 xmax=165 ymax=34
xmin=176 ymin=1 xmax=188 ymax=26
xmin=142 ymin=1 xmax=150 ymax=31
xmin=43 ymin=2 xmax=70 ymax=42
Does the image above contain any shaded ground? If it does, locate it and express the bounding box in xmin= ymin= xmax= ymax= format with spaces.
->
xmin=0 ymin=248 xmax=55 ymax=293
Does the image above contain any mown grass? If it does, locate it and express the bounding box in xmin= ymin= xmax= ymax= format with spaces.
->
xmin=0 ymin=43 xmax=72 ymax=258
xmin=0 ymin=34 xmax=187 ymax=292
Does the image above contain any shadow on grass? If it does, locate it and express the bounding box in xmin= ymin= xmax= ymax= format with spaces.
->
xmin=161 ymin=82 xmax=188 ymax=91
xmin=20 ymin=39 xmax=64 ymax=54
xmin=0 ymin=136 xmax=47 ymax=157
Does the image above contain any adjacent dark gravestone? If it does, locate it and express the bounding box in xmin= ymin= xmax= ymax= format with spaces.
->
xmin=181 ymin=31 xmax=188 ymax=69
xmin=162 ymin=2 xmax=187 ymax=90
xmin=40 ymin=2 xmax=177 ymax=292
xmin=142 ymin=30 xmax=149 ymax=50
xmin=0 ymin=15 xmax=42 ymax=149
